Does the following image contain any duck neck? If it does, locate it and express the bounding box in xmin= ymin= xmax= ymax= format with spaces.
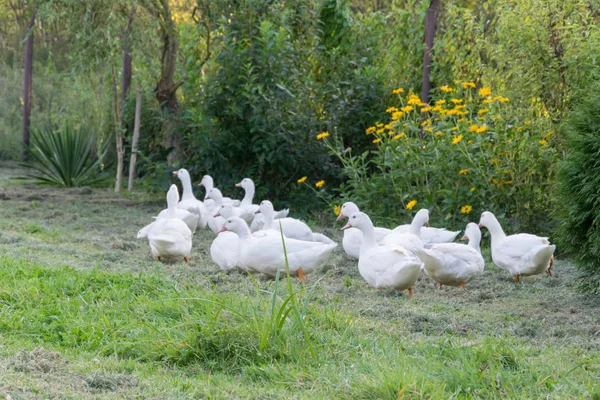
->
xmin=262 ymin=210 xmax=275 ymax=230
xmin=236 ymin=223 xmax=252 ymax=239
xmin=468 ymin=236 xmax=481 ymax=253
xmin=360 ymin=221 xmax=378 ymax=248
xmin=242 ymin=183 xmax=255 ymax=206
xmin=203 ymin=178 xmax=214 ymax=196
xmin=180 ymin=175 xmax=195 ymax=200
xmin=486 ymin=217 xmax=506 ymax=246
xmin=409 ymin=216 xmax=423 ymax=236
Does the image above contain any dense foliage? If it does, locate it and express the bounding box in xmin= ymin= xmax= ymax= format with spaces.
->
xmin=556 ymin=86 xmax=600 ymax=293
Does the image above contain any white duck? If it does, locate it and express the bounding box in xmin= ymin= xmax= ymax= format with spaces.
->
xmin=144 ymin=184 xmax=192 ymax=262
xmin=342 ymin=212 xmax=422 ymax=296
xmin=173 ymin=168 xmax=207 ymax=229
xmin=199 ymin=175 xmax=240 ymax=208
xmin=257 ymin=200 xmax=334 ymax=243
xmin=381 ymin=209 xmax=429 ymax=256
xmin=415 ymin=222 xmax=484 ymax=288
xmin=336 ymin=202 xmax=391 ymax=259
xmin=391 ymin=211 xmax=460 ymax=247
xmin=478 ymin=211 xmax=555 ymax=282
xmin=155 ymin=206 xmax=199 ymax=234
xmin=210 ymin=230 xmax=239 ymax=271
xmin=204 ymin=188 xmax=229 ymax=234
xmin=219 ymin=217 xmax=337 ymax=279
xmin=235 ymin=178 xmax=289 ymax=222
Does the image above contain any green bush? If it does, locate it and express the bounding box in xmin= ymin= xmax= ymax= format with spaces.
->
xmin=22 ymin=125 xmax=109 ymax=188
xmin=317 ymin=83 xmax=558 ymax=231
xmin=556 ymin=87 xmax=600 ymax=293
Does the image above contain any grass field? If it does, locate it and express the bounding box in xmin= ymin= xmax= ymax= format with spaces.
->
xmin=0 ymin=161 xmax=599 ymax=399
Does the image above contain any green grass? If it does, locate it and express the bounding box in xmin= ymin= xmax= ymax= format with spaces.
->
xmin=0 ymin=161 xmax=599 ymax=399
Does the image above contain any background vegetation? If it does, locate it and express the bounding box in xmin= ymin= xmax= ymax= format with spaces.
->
xmin=1 ymin=0 xmax=600 ymax=285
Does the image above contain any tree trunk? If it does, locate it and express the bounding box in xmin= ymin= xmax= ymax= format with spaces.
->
xmin=155 ymin=1 xmax=182 ymax=166
xmin=421 ymin=0 xmax=439 ymax=106
xmin=21 ymin=10 xmax=36 ymax=161
xmin=128 ymin=83 xmax=142 ymax=191
xmin=112 ymin=66 xmax=124 ymax=193
xmin=120 ymin=6 xmax=136 ymax=142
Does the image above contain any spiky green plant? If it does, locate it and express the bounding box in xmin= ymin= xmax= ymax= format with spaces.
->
xmin=21 ymin=125 xmax=109 ymax=188
xmin=556 ymin=86 xmax=600 ymax=293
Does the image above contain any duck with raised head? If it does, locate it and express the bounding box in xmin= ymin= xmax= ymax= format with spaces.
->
xmin=478 ymin=211 xmax=555 ymax=282
xmin=342 ymin=211 xmax=422 ymax=296
xmin=336 ymin=202 xmax=392 ymax=259
xmin=173 ymin=168 xmax=206 ymax=229
xmin=415 ymin=222 xmax=484 ymax=288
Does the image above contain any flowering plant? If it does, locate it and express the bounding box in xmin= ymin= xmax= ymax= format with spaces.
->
xmin=314 ymin=83 xmax=558 ymax=230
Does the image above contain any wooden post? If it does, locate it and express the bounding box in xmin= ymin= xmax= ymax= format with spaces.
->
xmin=128 ymin=83 xmax=142 ymax=191
xmin=21 ymin=10 xmax=36 ymax=161
xmin=420 ymin=0 xmax=439 ymax=106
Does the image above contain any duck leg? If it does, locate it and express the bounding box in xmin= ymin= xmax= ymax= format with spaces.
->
xmin=459 ymin=282 xmax=465 ymax=290
xmin=513 ymin=274 xmax=520 ymax=283
xmin=156 ymin=256 xmax=161 ymax=261
xmin=184 ymin=256 xmax=189 ymax=263
xmin=408 ymin=286 xmax=414 ymax=297
xmin=297 ymin=267 xmax=305 ymax=281
xmin=546 ymin=256 xmax=554 ymax=277
xmin=436 ymin=282 xmax=442 ymax=290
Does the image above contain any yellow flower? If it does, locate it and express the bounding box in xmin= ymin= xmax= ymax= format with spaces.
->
xmin=459 ymin=169 xmax=468 ymax=175
xmin=454 ymin=104 xmax=467 ymax=110
xmin=386 ymin=106 xmax=399 ymax=113
xmin=392 ymin=88 xmax=404 ymax=94
xmin=315 ymin=180 xmax=325 ymax=188
xmin=376 ymin=129 xmax=385 ymax=135
xmin=478 ymin=108 xmax=489 ymax=115
xmin=524 ymin=120 xmax=531 ymax=125
xmin=366 ymin=126 xmax=376 ymax=135
xmin=376 ymin=123 xmax=384 ymax=128
xmin=373 ymin=138 xmax=382 ymax=144
xmin=421 ymin=119 xmax=431 ymax=126
xmin=392 ymin=132 xmax=405 ymax=141
xmin=467 ymin=140 xmax=472 ymax=144
xmin=432 ymin=105 xmax=443 ymax=112
xmin=457 ymin=118 xmax=465 ymax=123
xmin=406 ymin=199 xmax=417 ymax=210
xmin=333 ymin=205 xmax=341 ymax=216
xmin=476 ymin=125 xmax=487 ymax=133
xmin=316 ymin=132 xmax=330 ymax=140
xmin=461 ymin=205 xmax=473 ymax=214
xmin=384 ymin=124 xmax=393 ymax=130
xmin=452 ymin=134 xmax=463 ymax=145
xmin=539 ymin=139 xmax=548 ymax=146
xmin=470 ymin=187 xmax=476 ymax=192
xmin=435 ymin=99 xmax=446 ymax=105
xmin=462 ymin=82 xmax=476 ymax=89
xmin=500 ymin=97 xmax=510 ymax=103
xmin=479 ymin=87 xmax=492 ymax=97
xmin=440 ymin=85 xmax=454 ymax=93
xmin=434 ymin=131 xmax=443 ymax=137
xmin=297 ymin=176 xmax=307 ymax=184
xmin=421 ymin=106 xmax=432 ymax=112
xmin=424 ymin=127 xmax=433 ymax=132
xmin=468 ymin=124 xmax=479 ymax=132
xmin=407 ymin=94 xmax=422 ymax=105
xmin=450 ymin=98 xmax=463 ymax=104
xmin=483 ymin=98 xmax=494 ymax=104
xmin=401 ymin=105 xmax=414 ymax=113
xmin=545 ymin=131 xmax=554 ymax=139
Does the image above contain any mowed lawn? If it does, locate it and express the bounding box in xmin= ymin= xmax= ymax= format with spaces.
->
xmin=0 ymin=162 xmax=598 ymax=399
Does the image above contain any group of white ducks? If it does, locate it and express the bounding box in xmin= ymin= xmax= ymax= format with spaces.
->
xmin=137 ymin=168 xmax=556 ymax=296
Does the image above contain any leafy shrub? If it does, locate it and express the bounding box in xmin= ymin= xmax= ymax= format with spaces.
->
xmin=556 ymin=86 xmax=600 ymax=293
xmin=22 ymin=125 xmax=109 ymax=188
xmin=317 ymin=83 xmax=558 ymax=231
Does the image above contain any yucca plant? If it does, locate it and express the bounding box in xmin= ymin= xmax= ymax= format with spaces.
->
xmin=22 ymin=125 xmax=109 ymax=188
